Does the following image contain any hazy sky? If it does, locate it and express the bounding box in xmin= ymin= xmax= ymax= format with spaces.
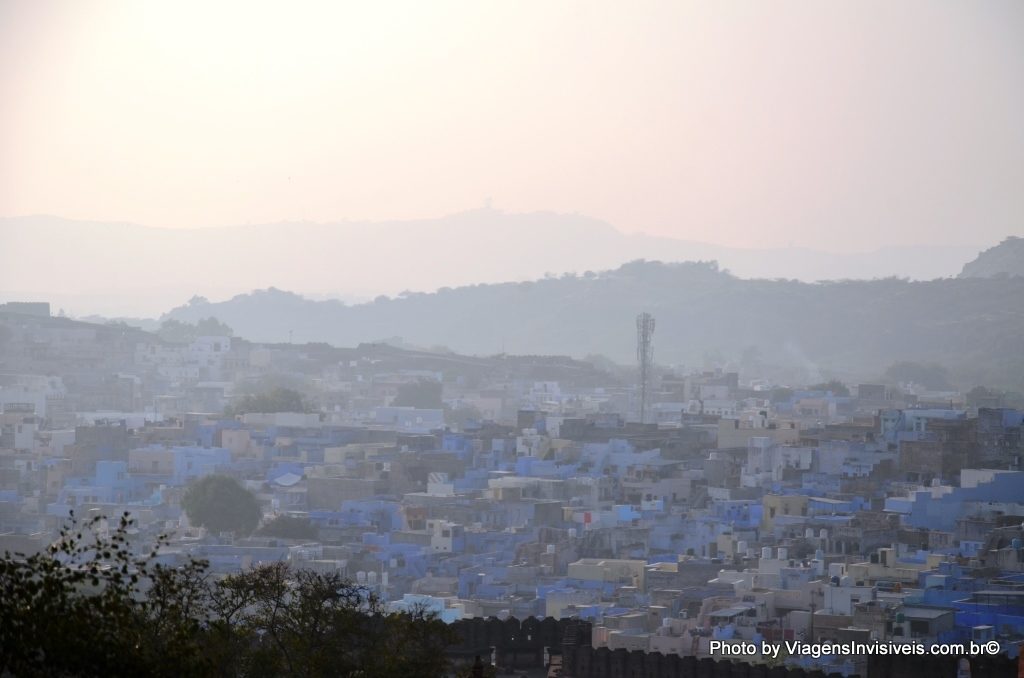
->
xmin=1 ymin=0 xmax=1021 ymax=250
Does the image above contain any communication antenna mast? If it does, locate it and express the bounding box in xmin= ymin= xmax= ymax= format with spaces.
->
xmin=636 ymin=312 xmax=655 ymax=424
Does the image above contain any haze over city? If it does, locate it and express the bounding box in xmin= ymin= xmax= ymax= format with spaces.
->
xmin=2 ymin=3 xmax=1024 ymax=677
xmin=3 ymin=1 xmax=1022 ymax=252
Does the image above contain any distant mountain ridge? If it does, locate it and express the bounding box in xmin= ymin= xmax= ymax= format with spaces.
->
xmin=162 ymin=260 xmax=1024 ymax=390
xmin=0 ymin=211 xmax=984 ymax=317
xmin=960 ymin=236 xmax=1024 ymax=278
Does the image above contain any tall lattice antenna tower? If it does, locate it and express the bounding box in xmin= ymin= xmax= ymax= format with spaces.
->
xmin=636 ymin=312 xmax=655 ymax=424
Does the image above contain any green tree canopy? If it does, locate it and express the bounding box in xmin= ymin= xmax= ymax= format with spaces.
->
xmin=809 ymin=379 xmax=850 ymax=397
xmin=226 ymin=387 xmax=312 ymax=416
xmin=183 ymin=475 xmax=261 ymax=536
xmin=393 ymin=379 xmax=443 ymax=409
xmin=256 ymin=514 xmax=318 ymax=541
xmin=158 ymin=316 xmax=233 ymax=343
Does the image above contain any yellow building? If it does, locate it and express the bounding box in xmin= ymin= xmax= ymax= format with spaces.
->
xmin=568 ymin=558 xmax=646 ymax=590
xmin=761 ymin=494 xmax=809 ymax=531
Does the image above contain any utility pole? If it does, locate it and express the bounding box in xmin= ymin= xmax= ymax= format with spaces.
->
xmin=636 ymin=312 xmax=655 ymax=424
xmin=809 ymin=600 xmax=816 ymax=642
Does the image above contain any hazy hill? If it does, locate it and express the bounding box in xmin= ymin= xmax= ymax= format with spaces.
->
xmin=163 ymin=261 xmax=1024 ymax=390
xmin=960 ymin=236 xmax=1024 ymax=278
xmin=0 ymin=211 xmax=981 ymax=317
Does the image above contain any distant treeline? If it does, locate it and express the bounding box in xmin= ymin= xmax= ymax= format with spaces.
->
xmin=164 ymin=260 xmax=1024 ymax=390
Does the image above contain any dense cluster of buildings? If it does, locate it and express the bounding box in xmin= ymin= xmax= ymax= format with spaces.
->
xmin=1 ymin=307 xmax=1023 ymax=676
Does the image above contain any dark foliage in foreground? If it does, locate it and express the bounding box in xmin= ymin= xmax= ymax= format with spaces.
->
xmin=0 ymin=513 xmax=455 ymax=677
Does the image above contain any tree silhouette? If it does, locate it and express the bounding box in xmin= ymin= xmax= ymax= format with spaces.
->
xmin=257 ymin=514 xmax=318 ymax=540
xmin=0 ymin=512 xmax=457 ymax=677
xmin=183 ymin=475 xmax=261 ymax=536
xmin=393 ymin=379 xmax=443 ymax=409
xmin=227 ymin=387 xmax=312 ymax=416
xmin=809 ymin=379 xmax=850 ymax=397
